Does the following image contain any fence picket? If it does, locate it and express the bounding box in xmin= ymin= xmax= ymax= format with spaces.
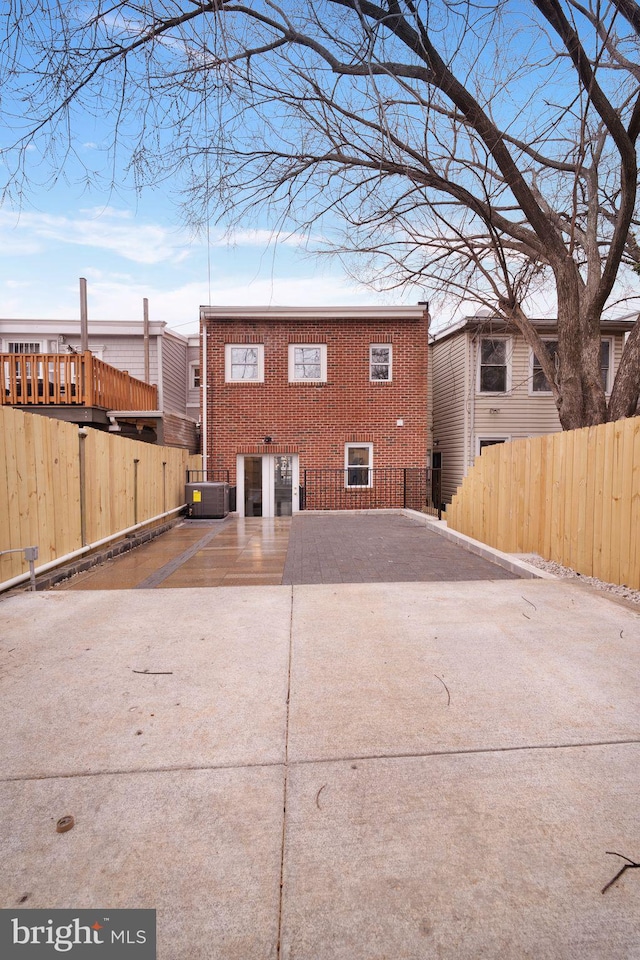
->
xmin=0 ymin=406 xmax=201 ymax=587
xmin=446 ymin=417 xmax=640 ymax=591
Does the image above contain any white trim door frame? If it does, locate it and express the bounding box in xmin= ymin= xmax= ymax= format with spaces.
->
xmin=236 ymin=454 xmax=299 ymax=518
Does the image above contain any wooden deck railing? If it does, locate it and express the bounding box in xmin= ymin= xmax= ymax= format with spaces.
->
xmin=1 ymin=352 xmax=158 ymax=411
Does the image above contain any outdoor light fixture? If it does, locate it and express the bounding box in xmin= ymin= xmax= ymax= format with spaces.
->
xmin=264 ymin=436 xmax=272 ymax=444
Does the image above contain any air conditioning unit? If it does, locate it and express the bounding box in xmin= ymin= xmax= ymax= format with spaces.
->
xmin=185 ymin=482 xmax=229 ymax=519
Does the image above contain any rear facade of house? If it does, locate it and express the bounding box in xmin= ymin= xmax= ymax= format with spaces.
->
xmin=201 ymin=306 xmax=430 ymax=517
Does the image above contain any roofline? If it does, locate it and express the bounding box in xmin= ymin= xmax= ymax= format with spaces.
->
xmin=0 ymin=317 xmax=188 ymax=343
xmin=199 ymin=304 xmax=429 ymax=322
xmin=431 ymin=313 xmax=637 ymax=343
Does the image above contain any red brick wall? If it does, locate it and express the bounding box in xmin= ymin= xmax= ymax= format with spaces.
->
xmin=204 ymin=314 xmax=428 ymax=483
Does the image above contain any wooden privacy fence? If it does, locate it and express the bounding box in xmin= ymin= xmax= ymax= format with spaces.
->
xmin=446 ymin=417 xmax=640 ymax=590
xmin=0 ymin=406 xmax=201 ymax=586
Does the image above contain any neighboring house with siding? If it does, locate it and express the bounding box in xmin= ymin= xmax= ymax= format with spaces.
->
xmin=0 ymin=318 xmax=199 ymax=451
xmin=431 ymin=312 xmax=636 ymax=505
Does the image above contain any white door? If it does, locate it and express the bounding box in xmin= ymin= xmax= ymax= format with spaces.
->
xmin=237 ymin=454 xmax=299 ymax=518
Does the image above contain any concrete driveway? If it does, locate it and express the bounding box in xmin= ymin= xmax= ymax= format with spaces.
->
xmin=1 ymin=577 xmax=639 ymax=958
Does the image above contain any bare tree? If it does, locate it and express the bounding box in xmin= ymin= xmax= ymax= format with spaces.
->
xmin=2 ymin=1 xmax=640 ymax=428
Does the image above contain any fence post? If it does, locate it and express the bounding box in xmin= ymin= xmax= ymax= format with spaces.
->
xmin=133 ymin=458 xmax=140 ymax=525
xmin=78 ymin=427 xmax=88 ymax=546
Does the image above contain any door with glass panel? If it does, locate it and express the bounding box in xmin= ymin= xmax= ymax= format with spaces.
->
xmin=238 ymin=454 xmax=299 ymax=518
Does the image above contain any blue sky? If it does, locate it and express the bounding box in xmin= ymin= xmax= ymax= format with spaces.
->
xmin=0 ymin=182 xmax=418 ymax=339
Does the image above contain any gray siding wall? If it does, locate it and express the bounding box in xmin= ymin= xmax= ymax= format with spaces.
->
xmin=69 ymin=335 xmax=160 ymax=387
xmin=431 ymin=332 xmax=469 ymax=503
xmin=161 ymin=334 xmax=188 ymax=416
xmin=186 ymin=343 xmax=200 ymax=419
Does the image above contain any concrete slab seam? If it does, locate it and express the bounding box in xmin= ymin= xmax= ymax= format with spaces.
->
xmin=0 ymin=758 xmax=287 ymax=785
xmin=276 ymin=585 xmax=295 ymax=960
xmin=288 ymin=737 xmax=640 ymax=768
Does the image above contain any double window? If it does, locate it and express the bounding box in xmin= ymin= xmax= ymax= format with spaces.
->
xmin=288 ymin=344 xmax=327 ymax=382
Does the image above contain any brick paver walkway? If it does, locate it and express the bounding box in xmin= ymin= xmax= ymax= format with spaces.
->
xmin=282 ymin=513 xmax=519 ymax=584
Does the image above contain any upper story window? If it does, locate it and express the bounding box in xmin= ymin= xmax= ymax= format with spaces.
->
xmin=531 ymin=340 xmax=559 ymax=393
xmin=288 ymin=344 xmax=327 ymax=383
xmin=190 ymin=363 xmax=201 ymax=390
xmin=5 ymin=341 xmax=42 ymax=353
xmin=600 ymin=340 xmax=612 ymax=392
xmin=370 ymin=344 xmax=392 ymax=381
xmin=478 ymin=337 xmax=511 ymax=393
xmin=531 ymin=338 xmax=612 ymax=393
xmin=225 ymin=344 xmax=264 ymax=382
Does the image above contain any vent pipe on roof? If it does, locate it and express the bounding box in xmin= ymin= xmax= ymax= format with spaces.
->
xmin=143 ymin=297 xmax=150 ymax=383
xmin=79 ymin=277 xmax=89 ymax=353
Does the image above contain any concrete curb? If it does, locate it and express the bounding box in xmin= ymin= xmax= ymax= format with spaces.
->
xmin=400 ymin=509 xmax=557 ymax=581
xmin=6 ymin=517 xmax=185 ymax=596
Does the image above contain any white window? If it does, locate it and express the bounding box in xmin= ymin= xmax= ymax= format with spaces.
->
xmin=531 ymin=340 xmax=559 ymax=393
xmin=225 ymin=344 xmax=264 ymax=382
xmin=600 ymin=339 xmax=612 ymax=393
xmin=5 ymin=341 xmax=43 ymax=353
xmin=478 ymin=337 xmax=511 ymax=393
xmin=531 ymin=338 xmax=612 ymax=393
xmin=288 ymin=344 xmax=327 ymax=382
xmin=370 ymin=344 xmax=392 ymax=381
xmin=345 ymin=442 xmax=373 ymax=488
xmin=190 ymin=362 xmax=201 ymax=389
xmin=477 ymin=436 xmax=510 ymax=456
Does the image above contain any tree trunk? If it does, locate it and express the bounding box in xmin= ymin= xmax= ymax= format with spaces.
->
xmin=609 ymin=320 xmax=640 ymax=420
xmin=555 ymin=267 xmax=590 ymax=429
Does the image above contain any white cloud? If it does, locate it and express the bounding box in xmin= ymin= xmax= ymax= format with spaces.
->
xmin=210 ymin=228 xmax=319 ymax=249
xmin=0 ymin=208 xmax=190 ymax=265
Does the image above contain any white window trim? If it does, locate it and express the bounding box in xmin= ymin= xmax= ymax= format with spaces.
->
xmin=369 ymin=343 xmax=393 ymax=382
xmin=189 ymin=361 xmax=201 ymax=390
xmin=601 ymin=337 xmax=613 ymax=394
xmin=288 ymin=343 xmax=327 ymax=383
xmin=225 ymin=344 xmax=264 ymax=383
xmin=528 ymin=338 xmax=559 ymax=396
xmin=476 ymin=435 xmax=511 ymax=457
xmin=344 ymin=442 xmax=374 ymax=488
xmin=3 ymin=340 xmax=46 ymax=353
xmin=528 ymin=336 xmax=614 ymax=395
xmin=476 ymin=336 xmax=512 ymax=395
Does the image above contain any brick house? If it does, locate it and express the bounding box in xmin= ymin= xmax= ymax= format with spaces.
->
xmin=200 ymin=305 xmax=430 ymax=517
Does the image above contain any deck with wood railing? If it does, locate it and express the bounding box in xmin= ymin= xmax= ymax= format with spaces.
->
xmin=1 ymin=352 xmax=158 ymax=411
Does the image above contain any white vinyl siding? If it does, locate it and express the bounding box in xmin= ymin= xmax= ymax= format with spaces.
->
xmin=431 ymin=333 xmax=469 ymax=504
xmin=474 ymin=334 xmax=561 ymax=444
xmin=161 ymin=334 xmax=188 ymax=415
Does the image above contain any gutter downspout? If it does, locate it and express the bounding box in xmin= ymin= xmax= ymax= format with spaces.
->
xmin=201 ymin=312 xmax=208 ymax=476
